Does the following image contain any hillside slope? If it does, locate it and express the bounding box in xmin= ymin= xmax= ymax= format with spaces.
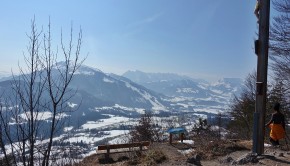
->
xmin=77 ymin=140 xmax=290 ymax=166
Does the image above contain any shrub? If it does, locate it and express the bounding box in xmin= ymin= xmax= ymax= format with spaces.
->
xmin=142 ymin=149 xmax=167 ymax=165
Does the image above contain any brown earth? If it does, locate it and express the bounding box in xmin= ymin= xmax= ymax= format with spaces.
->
xmin=76 ymin=140 xmax=290 ymax=166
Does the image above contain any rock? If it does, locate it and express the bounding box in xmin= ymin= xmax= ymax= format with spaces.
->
xmin=187 ymin=154 xmax=201 ymax=166
xmin=234 ymin=153 xmax=258 ymax=165
xmin=219 ymin=156 xmax=233 ymax=164
xmin=225 ymin=156 xmax=234 ymax=163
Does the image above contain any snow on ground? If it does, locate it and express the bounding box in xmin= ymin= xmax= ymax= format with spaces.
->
xmin=66 ymin=130 xmax=129 ymax=144
xmin=113 ymin=104 xmax=145 ymax=114
xmin=211 ymin=89 xmax=223 ymax=94
xmin=174 ymin=103 xmax=191 ymax=108
xmin=94 ymin=104 xmax=146 ymax=114
xmin=71 ymin=130 xmax=130 ymax=159
xmin=194 ymin=108 xmax=221 ymax=114
xmin=178 ymin=148 xmax=194 ymax=155
xmin=108 ymin=134 xmax=130 ymax=144
xmin=103 ymin=77 xmax=114 ymax=83
xmin=56 ymin=112 xmax=69 ymax=119
xmin=177 ymin=88 xmax=199 ymax=94
xmin=81 ymin=116 xmax=130 ymax=130
xmin=176 ymin=140 xmax=195 ymax=155
xmin=64 ymin=126 xmax=74 ymax=132
xmin=167 ymin=97 xmax=192 ymax=102
xmin=195 ymin=97 xmax=215 ymax=102
xmin=1 ymin=134 xmax=66 ymax=157
xmin=18 ymin=111 xmax=52 ymax=121
xmin=67 ymin=102 xmax=78 ymax=108
xmin=14 ymin=111 xmax=69 ymax=124
xmin=178 ymin=140 xmax=194 ymax=144
xmin=74 ymin=70 xmax=95 ymax=75
xmin=124 ymin=82 xmax=167 ymax=112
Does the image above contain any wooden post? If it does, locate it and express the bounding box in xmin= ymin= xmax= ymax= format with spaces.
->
xmin=180 ymin=133 xmax=184 ymax=143
xmin=106 ymin=145 xmax=110 ymax=159
xmin=253 ymin=0 xmax=270 ymax=155
xmin=139 ymin=142 xmax=143 ymax=151
xmin=169 ymin=133 xmax=172 ymax=144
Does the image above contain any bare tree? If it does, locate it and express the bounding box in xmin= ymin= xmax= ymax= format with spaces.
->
xmin=269 ymin=0 xmax=290 ymax=139
xmin=0 ymin=97 xmax=17 ymax=165
xmin=41 ymin=19 xmax=84 ymax=166
xmin=9 ymin=18 xmax=45 ymax=166
xmin=270 ymin=0 xmax=290 ymax=91
xmin=227 ymin=72 xmax=256 ymax=139
xmin=267 ymin=79 xmax=290 ymax=125
xmin=0 ymin=18 xmax=84 ymax=166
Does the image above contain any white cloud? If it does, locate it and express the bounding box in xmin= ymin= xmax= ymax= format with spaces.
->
xmin=127 ymin=12 xmax=163 ymax=28
xmin=123 ymin=12 xmax=163 ymax=37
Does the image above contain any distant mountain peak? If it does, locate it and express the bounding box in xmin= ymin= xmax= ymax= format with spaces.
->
xmin=53 ymin=62 xmax=104 ymax=76
xmin=75 ymin=64 xmax=104 ymax=75
xmin=122 ymin=70 xmax=201 ymax=83
xmin=212 ymin=78 xmax=242 ymax=86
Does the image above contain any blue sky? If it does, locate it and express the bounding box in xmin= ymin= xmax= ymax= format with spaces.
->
xmin=0 ymin=0 xmax=262 ymax=81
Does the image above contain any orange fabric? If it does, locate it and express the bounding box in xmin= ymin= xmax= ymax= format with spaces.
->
xmin=269 ymin=123 xmax=285 ymax=141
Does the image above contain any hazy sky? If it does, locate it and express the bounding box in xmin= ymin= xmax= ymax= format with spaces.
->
xmin=0 ymin=0 xmax=263 ymax=81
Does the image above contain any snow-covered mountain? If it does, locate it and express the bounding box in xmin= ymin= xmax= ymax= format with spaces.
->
xmin=69 ymin=65 xmax=168 ymax=111
xmin=123 ymin=70 xmax=243 ymax=113
xmin=0 ymin=65 xmax=171 ymax=127
xmin=0 ymin=65 xmax=244 ymax=160
xmin=0 ymin=65 xmax=243 ymax=120
xmin=0 ymin=71 xmax=12 ymax=82
xmin=210 ymin=78 xmax=243 ymax=98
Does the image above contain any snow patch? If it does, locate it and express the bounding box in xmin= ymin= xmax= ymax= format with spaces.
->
xmin=103 ymin=77 xmax=114 ymax=83
xmin=177 ymin=88 xmax=199 ymax=94
xmin=81 ymin=116 xmax=130 ymax=130
xmin=64 ymin=126 xmax=74 ymax=132
xmin=66 ymin=130 xmax=129 ymax=144
xmin=67 ymin=102 xmax=78 ymax=108
xmin=178 ymin=140 xmax=194 ymax=144
xmin=178 ymin=148 xmax=194 ymax=155
xmin=74 ymin=71 xmax=95 ymax=75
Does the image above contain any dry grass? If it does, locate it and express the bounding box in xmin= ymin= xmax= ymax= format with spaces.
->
xmin=74 ymin=139 xmax=253 ymax=165
xmin=191 ymin=138 xmax=250 ymax=160
xmin=74 ymin=148 xmax=167 ymax=166
xmin=141 ymin=149 xmax=167 ymax=165
xmin=72 ymin=153 xmax=100 ymax=166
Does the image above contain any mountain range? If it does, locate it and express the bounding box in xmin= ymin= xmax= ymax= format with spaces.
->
xmin=123 ymin=70 xmax=242 ymax=112
xmin=0 ymin=65 xmax=243 ymax=129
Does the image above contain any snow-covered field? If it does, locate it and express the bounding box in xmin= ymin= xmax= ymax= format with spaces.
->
xmin=81 ymin=115 xmax=131 ymax=130
xmin=66 ymin=130 xmax=129 ymax=144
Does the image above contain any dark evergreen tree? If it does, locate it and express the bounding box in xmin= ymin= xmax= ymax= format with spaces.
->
xmin=130 ymin=111 xmax=156 ymax=142
xmin=192 ymin=118 xmax=211 ymax=136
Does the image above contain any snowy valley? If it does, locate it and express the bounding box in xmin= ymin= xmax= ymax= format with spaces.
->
xmin=0 ymin=65 xmax=243 ymax=163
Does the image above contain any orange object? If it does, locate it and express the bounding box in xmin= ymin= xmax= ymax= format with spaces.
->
xmin=269 ymin=123 xmax=285 ymax=141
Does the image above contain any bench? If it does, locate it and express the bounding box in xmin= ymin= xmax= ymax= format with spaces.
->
xmin=97 ymin=141 xmax=150 ymax=158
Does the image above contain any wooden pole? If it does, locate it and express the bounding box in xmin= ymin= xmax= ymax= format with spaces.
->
xmin=253 ymin=0 xmax=270 ymax=155
xmin=180 ymin=133 xmax=184 ymax=143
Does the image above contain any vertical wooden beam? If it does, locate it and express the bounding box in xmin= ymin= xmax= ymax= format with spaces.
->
xmin=169 ymin=133 xmax=172 ymax=144
xmin=105 ymin=145 xmax=110 ymax=159
xmin=180 ymin=133 xmax=184 ymax=143
xmin=253 ymin=0 xmax=271 ymax=155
